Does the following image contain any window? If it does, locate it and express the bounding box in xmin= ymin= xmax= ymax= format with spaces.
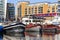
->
xmin=29 ymin=8 xmax=30 ymax=14
xmin=0 ymin=0 xmax=2 ymax=4
xmin=33 ymin=20 xmax=36 ymax=22
xmin=25 ymin=20 xmax=31 ymax=22
xmin=58 ymin=5 xmax=60 ymax=8
xmin=1 ymin=18 xmax=4 ymax=22
xmin=32 ymin=8 xmax=34 ymax=14
xmin=0 ymin=18 xmax=1 ymax=22
xmin=18 ymin=5 xmax=21 ymax=17
xmin=35 ymin=7 xmax=37 ymax=13
xmin=47 ymin=9 xmax=50 ymax=13
xmin=25 ymin=20 xmax=28 ymax=22
xmin=0 ymin=17 xmax=4 ymax=22
xmin=36 ymin=20 xmax=40 ymax=22
xmin=58 ymin=1 xmax=60 ymax=4
xmin=25 ymin=8 xmax=27 ymax=14
xmin=8 ymin=7 xmax=15 ymax=10
xmin=38 ymin=7 xmax=43 ymax=13
xmin=58 ymin=9 xmax=60 ymax=12
xmin=52 ymin=7 xmax=55 ymax=12
xmin=0 ymin=11 xmax=3 ymax=15
xmin=29 ymin=20 xmax=31 ymax=22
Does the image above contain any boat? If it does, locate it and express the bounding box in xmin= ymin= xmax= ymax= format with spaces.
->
xmin=25 ymin=23 xmax=42 ymax=32
xmin=3 ymin=22 xmax=26 ymax=35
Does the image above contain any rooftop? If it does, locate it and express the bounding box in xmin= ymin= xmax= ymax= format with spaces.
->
xmin=28 ymin=2 xmax=58 ymax=6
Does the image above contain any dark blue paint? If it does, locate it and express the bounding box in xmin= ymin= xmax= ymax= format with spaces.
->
xmin=0 ymin=25 xmax=3 ymax=40
xmin=0 ymin=34 xmax=3 ymax=40
xmin=0 ymin=25 xmax=3 ymax=32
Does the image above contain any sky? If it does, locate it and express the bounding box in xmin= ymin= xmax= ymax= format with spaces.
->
xmin=8 ymin=0 xmax=57 ymax=5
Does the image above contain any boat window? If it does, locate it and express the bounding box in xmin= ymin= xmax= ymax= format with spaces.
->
xmin=33 ymin=20 xmax=36 ymax=22
xmin=37 ymin=20 xmax=40 ymax=22
xmin=25 ymin=20 xmax=28 ymax=22
xmin=29 ymin=20 xmax=31 ymax=22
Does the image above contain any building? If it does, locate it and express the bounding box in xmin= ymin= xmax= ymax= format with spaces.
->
xmin=0 ymin=0 xmax=7 ymax=23
xmin=16 ymin=1 xmax=57 ymax=21
xmin=16 ymin=1 xmax=57 ymax=19
xmin=6 ymin=3 xmax=15 ymax=21
xmin=16 ymin=1 xmax=29 ymax=21
xmin=58 ymin=0 xmax=60 ymax=16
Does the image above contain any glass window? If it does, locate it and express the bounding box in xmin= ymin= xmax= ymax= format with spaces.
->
xmin=29 ymin=8 xmax=30 ymax=14
xmin=58 ymin=1 xmax=60 ymax=4
xmin=25 ymin=20 xmax=28 ymax=22
xmin=47 ymin=9 xmax=50 ymax=13
xmin=52 ymin=7 xmax=55 ymax=12
xmin=35 ymin=7 xmax=37 ymax=13
xmin=0 ymin=11 xmax=3 ymax=15
xmin=0 ymin=0 xmax=2 ymax=4
xmin=33 ymin=20 xmax=35 ymax=22
xmin=38 ymin=7 xmax=43 ymax=13
xmin=32 ymin=8 xmax=34 ymax=14
xmin=0 ymin=17 xmax=4 ymax=22
xmin=0 ymin=18 xmax=1 ymax=22
xmin=1 ymin=18 xmax=4 ymax=22
xmin=58 ymin=9 xmax=60 ymax=12
xmin=18 ymin=5 xmax=21 ymax=17
xmin=25 ymin=8 xmax=27 ymax=14
xmin=33 ymin=20 xmax=36 ymax=22
xmin=58 ymin=5 xmax=60 ymax=8
xmin=29 ymin=20 xmax=31 ymax=22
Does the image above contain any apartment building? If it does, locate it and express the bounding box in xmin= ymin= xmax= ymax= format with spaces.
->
xmin=0 ymin=0 xmax=7 ymax=23
xmin=58 ymin=0 xmax=60 ymax=16
xmin=6 ymin=3 xmax=15 ymax=21
xmin=16 ymin=1 xmax=57 ymax=22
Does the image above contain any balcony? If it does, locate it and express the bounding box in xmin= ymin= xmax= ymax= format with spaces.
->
xmin=58 ymin=5 xmax=60 ymax=8
xmin=57 ymin=9 xmax=60 ymax=12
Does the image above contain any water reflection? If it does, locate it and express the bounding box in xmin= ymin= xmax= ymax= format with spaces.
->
xmin=4 ymin=32 xmax=60 ymax=40
xmin=24 ymin=32 xmax=60 ymax=40
xmin=0 ymin=34 xmax=3 ymax=40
